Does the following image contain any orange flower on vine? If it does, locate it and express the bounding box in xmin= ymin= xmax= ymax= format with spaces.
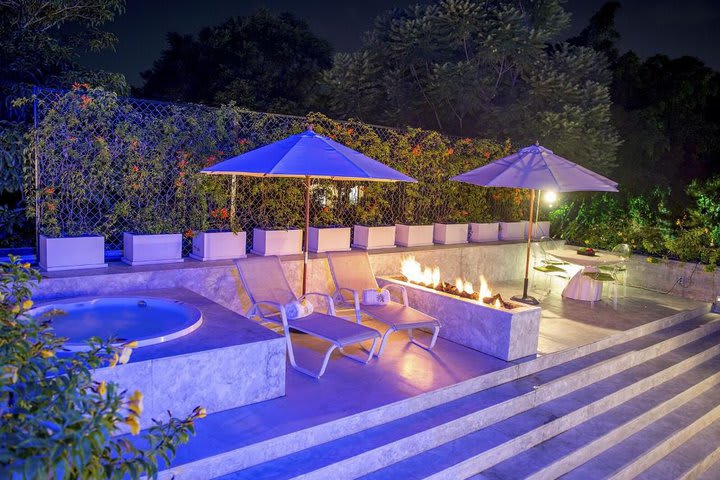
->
xmin=411 ymin=145 xmax=422 ymax=156
xmin=184 ymin=229 xmax=194 ymax=239
xmin=210 ymin=208 xmax=229 ymax=220
xmin=80 ymin=96 xmax=93 ymax=110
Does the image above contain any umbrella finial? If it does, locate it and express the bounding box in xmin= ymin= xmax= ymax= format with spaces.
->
xmin=306 ymin=124 xmax=314 ymax=132
xmin=535 ymin=140 xmax=539 ymax=146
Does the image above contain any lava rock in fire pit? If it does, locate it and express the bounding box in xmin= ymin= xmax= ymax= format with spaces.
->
xmin=482 ymin=293 xmax=517 ymax=310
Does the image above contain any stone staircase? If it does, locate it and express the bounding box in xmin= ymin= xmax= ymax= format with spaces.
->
xmin=163 ymin=306 xmax=720 ymax=480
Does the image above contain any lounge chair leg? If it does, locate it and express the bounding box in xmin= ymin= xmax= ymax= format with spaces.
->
xmin=377 ymin=327 xmax=396 ymax=357
xmin=283 ymin=326 xmax=339 ymax=379
xmin=408 ymin=325 xmax=440 ymax=351
xmin=339 ymin=337 xmax=379 ymax=365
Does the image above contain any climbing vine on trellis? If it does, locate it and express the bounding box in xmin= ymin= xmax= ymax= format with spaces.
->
xmin=30 ymin=86 xmax=528 ymax=251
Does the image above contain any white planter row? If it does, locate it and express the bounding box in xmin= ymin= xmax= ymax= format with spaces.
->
xmin=37 ymin=221 xmax=552 ymax=271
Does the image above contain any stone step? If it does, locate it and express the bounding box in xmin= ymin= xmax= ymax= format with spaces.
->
xmin=635 ymin=416 xmax=720 ymax=480
xmin=215 ymin=317 xmax=720 ymax=480
xmin=164 ymin=307 xmax=711 ymax=479
xmin=481 ymin=361 xmax=720 ymax=479
xmin=697 ymin=447 xmax=720 ymax=480
xmin=357 ymin=332 xmax=720 ymax=480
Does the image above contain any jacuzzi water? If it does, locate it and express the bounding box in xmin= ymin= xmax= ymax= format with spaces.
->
xmin=28 ymin=297 xmax=203 ymax=351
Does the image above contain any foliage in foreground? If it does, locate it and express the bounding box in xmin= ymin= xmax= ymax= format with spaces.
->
xmin=0 ymin=257 xmax=204 ymax=478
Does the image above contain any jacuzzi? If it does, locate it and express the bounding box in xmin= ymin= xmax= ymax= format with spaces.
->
xmin=25 ymin=288 xmax=285 ymax=429
xmin=28 ymin=296 xmax=203 ymax=351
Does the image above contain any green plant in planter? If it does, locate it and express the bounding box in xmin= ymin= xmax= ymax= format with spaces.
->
xmin=32 ymin=86 xmax=122 ymax=238
xmin=0 ymin=257 xmax=203 ymax=478
xmin=666 ymin=227 xmax=719 ymax=271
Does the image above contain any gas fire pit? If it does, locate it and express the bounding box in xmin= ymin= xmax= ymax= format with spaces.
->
xmin=378 ymin=257 xmax=541 ymax=361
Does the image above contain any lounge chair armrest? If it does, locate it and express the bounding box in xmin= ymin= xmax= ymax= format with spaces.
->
xmin=299 ymin=292 xmax=336 ymax=316
xmin=250 ymin=300 xmax=288 ymax=325
xmin=383 ymin=283 xmax=409 ymax=306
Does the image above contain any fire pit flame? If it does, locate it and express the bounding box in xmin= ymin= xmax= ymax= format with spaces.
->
xmin=400 ymin=256 xmax=517 ymax=309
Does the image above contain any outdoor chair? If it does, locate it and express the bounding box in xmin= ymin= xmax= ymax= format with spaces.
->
xmin=600 ymin=243 xmax=631 ymax=296
xmin=531 ymin=238 xmax=570 ymax=294
xmin=583 ymin=265 xmax=620 ymax=306
xmin=235 ymin=256 xmax=381 ymax=378
xmin=326 ymin=250 xmax=441 ymax=357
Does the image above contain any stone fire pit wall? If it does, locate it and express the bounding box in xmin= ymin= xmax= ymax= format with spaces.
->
xmin=377 ymin=276 xmax=541 ymax=361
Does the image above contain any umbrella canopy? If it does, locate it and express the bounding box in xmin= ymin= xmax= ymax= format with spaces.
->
xmin=202 ymin=127 xmax=416 ymax=183
xmin=451 ymin=144 xmax=618 ymax=192
xmin=201 ymin=127 xmax=416 ymax=294
xmin=451 ymin=143 xmax=619 ymax=305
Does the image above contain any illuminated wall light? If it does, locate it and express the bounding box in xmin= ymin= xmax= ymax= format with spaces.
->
xmin=544 ymin=191 xmax=558 ymax=205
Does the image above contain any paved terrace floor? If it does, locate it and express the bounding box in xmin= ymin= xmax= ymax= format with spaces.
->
xmin=169 ymin=280 xmax=706 ymax=469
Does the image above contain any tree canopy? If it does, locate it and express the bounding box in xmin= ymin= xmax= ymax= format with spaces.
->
xmin=318 ymin=0 xmax=620 ymax=174
xmin=569 ymin=1 xmax=720 ymax=212
xmin=0 ymin=0 xmax=129 ymax=117
xmin=138 ymin=10 xmax=333 ymax=115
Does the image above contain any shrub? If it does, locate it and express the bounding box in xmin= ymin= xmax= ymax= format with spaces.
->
xmin=665 ymin=228 xmax=719 ymax=270
xmin=0 ymin=257 xmax=203 ymax=478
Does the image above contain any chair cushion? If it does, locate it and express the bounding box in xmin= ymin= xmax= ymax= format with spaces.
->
xmin=362 ymin=288 xmax=391 ymax=306
xmin=583 ymin=271 xmax=616 ymax=282
xmin=534 ymin=264 xmax=567 ymax=273
xmin=284 ymin=299 xmax=313 ymax=319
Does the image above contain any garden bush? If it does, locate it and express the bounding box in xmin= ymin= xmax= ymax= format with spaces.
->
xmin=550 ymin=181 xmax=720 ymax=268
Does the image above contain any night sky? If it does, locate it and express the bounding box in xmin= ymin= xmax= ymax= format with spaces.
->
xmin=80 ymin=0 xmax=720 ymax=87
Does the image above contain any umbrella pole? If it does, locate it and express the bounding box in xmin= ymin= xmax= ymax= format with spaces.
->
xmin=512 ymin=189 xmax=540 ymax=305
xmin=302 ymin=176 xmax=311 ymax=295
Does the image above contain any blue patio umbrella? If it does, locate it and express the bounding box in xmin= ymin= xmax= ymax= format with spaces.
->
xmin=202 ymin=127 xmax=416 ymax=293
xmin=451 ymin=143 xmax=618 ymax=305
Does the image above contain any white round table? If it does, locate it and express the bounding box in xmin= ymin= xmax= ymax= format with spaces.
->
xmin=545 ymin=249 xmax=625 ymax=301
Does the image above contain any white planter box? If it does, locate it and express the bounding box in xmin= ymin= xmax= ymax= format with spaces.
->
xmin=251 ymin=228 xmax=303 ymax=256
xmin=433 ymin=223 xmax=469 ymax=245
xmin=469 ymin=222 xmax=499 ymax=243
xmin=122 ymin=232 xmax=183 ymax=266
xmin=38 ymin=234 xmax=107 ymax=272
xmin=307 ymin=227 xmax=351 ymax=253
xmin=524 ymin=220 xmax=551 ymax=239
xmin=352 ymin=225 xmax=396 ymax=250
xmin=190 ymin=231 xmax=247 ymax=261
xmin=499 ymin=222 xmax=526 ymax=241
xmin=395 ymin=224 xmax=434 ymax=247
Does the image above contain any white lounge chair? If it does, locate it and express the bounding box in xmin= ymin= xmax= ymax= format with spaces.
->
xmin=327 ymin=250 xmax=441 ymax=356
xmin=235 ymin=256 xmax=380 ymax=378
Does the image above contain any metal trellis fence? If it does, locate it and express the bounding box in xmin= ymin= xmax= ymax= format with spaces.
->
xmin=31 ymin=87 xmax=513 ymax=253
